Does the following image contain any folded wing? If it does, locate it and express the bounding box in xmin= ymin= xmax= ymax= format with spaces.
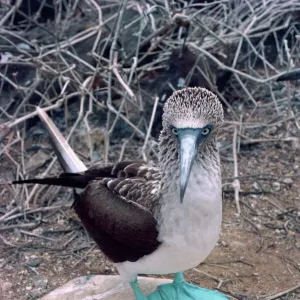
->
xmin=13 ymin=161 xmax=162 ymax=262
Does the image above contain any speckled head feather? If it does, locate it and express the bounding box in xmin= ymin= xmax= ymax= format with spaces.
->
xmin=162 ymin=87 xmax=223 ymax=129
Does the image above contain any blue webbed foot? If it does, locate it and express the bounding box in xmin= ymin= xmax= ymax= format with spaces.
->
xmin=137 ymin=272 xmax=229 ymax=300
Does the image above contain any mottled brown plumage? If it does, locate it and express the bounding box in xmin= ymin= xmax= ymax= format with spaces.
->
xmin=73 ymin=177 xmax=160 ymax=263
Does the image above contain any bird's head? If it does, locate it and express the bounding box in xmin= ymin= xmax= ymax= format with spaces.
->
xmin=161 ymin=87 xmax=223 ymax=203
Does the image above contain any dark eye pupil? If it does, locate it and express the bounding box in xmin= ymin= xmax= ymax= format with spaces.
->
xmin=172 ymin=128 xmax=178 ymax=135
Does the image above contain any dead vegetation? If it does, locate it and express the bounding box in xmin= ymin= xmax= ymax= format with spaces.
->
xmin=0 ymin=0 xmax=300 ymax=299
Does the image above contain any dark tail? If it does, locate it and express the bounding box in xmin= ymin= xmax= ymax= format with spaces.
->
xmin=12 ymin=173 xmax=93 ymax=189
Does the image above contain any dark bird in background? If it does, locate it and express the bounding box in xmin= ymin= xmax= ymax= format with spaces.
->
xmin=277 ymin=68 xmax=300 ymax=81
xmin=12 ymin=87 xmax=228 ymax=299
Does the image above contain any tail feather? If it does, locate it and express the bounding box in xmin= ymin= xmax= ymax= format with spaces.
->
xmin=12 ymin=174 xmax=93 ymax=189
xmin=36 ymin=107 xmax=87 ymax=173
xmin=11 ymin=108 xmax=90 ymax=189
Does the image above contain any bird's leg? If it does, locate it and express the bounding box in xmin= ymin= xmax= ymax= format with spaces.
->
xmin=130 ymin=280 xmax=148 ymax=300
xmin=173 ymin=272 xmax=185 ymax=285
xmin=173 ymin=272 xmax=185 ymax=297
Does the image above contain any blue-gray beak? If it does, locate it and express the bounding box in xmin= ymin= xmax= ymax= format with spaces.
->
xmin=277 ymin=68 xmax=300 ymax=81
xmin=178 ymin=128 xmax=205 ymax=203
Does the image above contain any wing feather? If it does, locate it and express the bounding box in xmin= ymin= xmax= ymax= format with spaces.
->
xmin=13 ymin=161 xmax=162 ymax=262
xmin=73 ymin=180 xmax=161 ymax=263
xmin=77 ymin=161 xmax=161 ymax=210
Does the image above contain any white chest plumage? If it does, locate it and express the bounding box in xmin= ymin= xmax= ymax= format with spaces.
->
xmin=118 ymin=163 xmax=222 ymax=282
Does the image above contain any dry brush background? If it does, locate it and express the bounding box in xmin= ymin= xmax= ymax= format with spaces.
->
xmin=0 ymin=1 xmax=300 ymax=299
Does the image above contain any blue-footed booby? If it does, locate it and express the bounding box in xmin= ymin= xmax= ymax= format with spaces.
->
xmin=12 ymin=87 xmax=228 ymax=300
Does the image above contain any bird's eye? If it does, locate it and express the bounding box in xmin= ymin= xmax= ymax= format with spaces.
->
xmin=202 ymin=128 xmax=210 ymax=135
xmin=172 ymin=127 xmax=178 ymax=135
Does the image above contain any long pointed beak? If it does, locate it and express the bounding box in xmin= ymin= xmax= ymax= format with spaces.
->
xmin=277 ymin=68 xmax=300 ymax=81
xmin=178 ymin=129 xmax=203 ymax=203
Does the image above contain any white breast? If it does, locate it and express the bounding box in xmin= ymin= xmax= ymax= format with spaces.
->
xmin=117 ymin=164 xmax=222 ymax=283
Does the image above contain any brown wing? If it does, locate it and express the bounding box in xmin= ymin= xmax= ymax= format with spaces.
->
xmin=74 ymin=161 xmax=162 ymax=262
xmin=73 ymin=181 xmax=160 ymax=263
xmin=13 ymin=161 xmax=162 ymax=263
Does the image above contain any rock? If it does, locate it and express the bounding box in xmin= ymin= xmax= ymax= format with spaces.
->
xmin=41 ymin=275 xmax=172 ymax=300
xmin=27 ymin=258 xmax=42 ymax=268
xmin=29 ymin=288 xmax=46 ymax=298
xmin=283 ymin=178 xmax=293 ymax=185
xmin=252 ymin=182 xmax=259 ymax=190
xmin=32 ymin=275 xmax=48 ymax=289
xmin=272 ymin=182 xmax=280 ymax=191
xmin=229 ymin=241 xmax=247 ymax=250
xmin=1 ymin=281 xmax=13 ymax=292
xmin=25 ymin=150 xmax=49 ymax=172
xmin=221 ymin=240 xmax=228 ymax=247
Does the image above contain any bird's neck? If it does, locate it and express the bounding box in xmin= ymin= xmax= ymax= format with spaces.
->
xmin=155 ymin=135 xmax=222 ymax=249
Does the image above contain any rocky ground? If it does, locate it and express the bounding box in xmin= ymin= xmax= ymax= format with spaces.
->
xmin=0 ymin=121 xmax=299 ymax=300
